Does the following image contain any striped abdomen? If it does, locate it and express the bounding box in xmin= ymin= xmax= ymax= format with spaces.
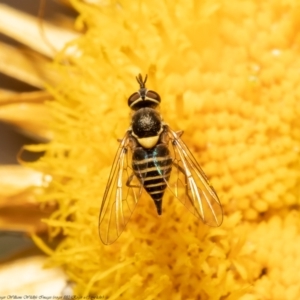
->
xmin=132 ymin=144 xmax=172 ymax=215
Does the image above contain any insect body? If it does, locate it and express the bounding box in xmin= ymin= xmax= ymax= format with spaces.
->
xmin=132 ymin=140 xmax=172 ymax=215
xmin=99 ymin=74 xmax=223 ymax=245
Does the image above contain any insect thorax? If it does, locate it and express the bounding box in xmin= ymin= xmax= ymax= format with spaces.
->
xmin=131 ymin=107 xmax=163 ymax=149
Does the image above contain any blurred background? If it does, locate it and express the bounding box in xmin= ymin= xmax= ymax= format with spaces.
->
xmin=0 ymin=0 xmax=77 ymax=293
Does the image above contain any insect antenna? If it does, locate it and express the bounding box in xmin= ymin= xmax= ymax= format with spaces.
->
xmin=136 ymin=74 xmax=148 ymax=88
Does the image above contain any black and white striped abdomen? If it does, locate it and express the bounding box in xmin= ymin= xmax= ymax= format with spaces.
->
xmin=132 ymin=144 xmax=172 ymax=215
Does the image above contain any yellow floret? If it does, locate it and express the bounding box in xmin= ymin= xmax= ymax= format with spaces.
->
xmin=27 ymin=0 xmax=300 ymax=298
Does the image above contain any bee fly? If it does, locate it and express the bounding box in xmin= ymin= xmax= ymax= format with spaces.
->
xmin=99 ymin=74 xmax=223 ymax=245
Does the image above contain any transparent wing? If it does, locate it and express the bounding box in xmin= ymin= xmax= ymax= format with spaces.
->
xmin=166 ymin=128 xmax=223 ymax=226
xmin=99 ymin=131 xmax=142 ymax=245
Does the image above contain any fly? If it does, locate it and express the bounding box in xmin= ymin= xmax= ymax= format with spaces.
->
xmin=99 ymin=74 xmax=223 ymax=244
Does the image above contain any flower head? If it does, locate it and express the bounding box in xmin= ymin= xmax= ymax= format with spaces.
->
xmin=30 ymin=0 xmax=300 ymax=298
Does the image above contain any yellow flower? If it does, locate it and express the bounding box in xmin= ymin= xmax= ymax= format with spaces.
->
xmin=27 ymin=0 xmax=300 ymax=299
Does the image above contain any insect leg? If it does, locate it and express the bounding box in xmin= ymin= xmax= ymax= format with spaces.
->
xmin=172 ymin=161 xmax=198 ymax=205
xmin=126 ymin=173 xmax=141 ymax=188
xmin=175 ymin=130 xmax=184 ymax=138
xmin=172 ymin=161 xmax=185 ymax=175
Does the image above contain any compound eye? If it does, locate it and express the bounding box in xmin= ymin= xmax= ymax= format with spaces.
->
xmin=128 ymin=92 xmax=140 ymax=108
xmin=146 ymin=90 xmax=161 ymax=103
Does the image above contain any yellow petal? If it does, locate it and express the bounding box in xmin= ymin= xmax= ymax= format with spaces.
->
xmin=0 ymin=4 xmax=79 ymax=58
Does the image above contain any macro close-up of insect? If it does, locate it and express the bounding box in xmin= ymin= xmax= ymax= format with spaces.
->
xmin=99 ymin=74 xmax=223 ymax=245
xmin=1 ymin=0 xmax=299 ymax=297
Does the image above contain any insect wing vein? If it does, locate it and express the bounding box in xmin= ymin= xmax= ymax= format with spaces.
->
xmin=166 ymin=128 xmax=223 ymax=227
xmin=99 ymin=132 xmax=142 ymax=245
